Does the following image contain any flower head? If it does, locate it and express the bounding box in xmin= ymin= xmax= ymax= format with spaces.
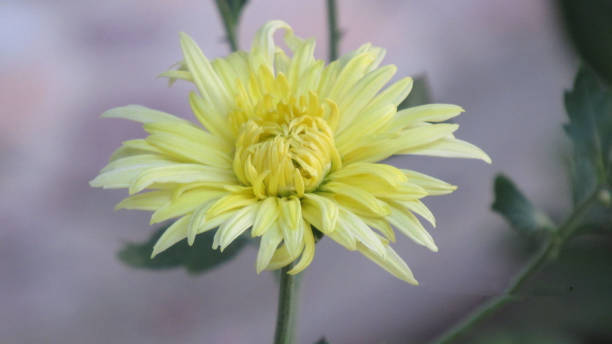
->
xmin=91 ymin=21 xmax=490 ymax=284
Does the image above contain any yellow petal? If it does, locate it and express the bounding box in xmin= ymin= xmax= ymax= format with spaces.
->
xmin=158 ymin=70 xmax=193 ymax=83
xmin=288 ymin=38 xmax=317 ymax=94
xmin=187 ymin=200 xmax=215 ymax=245
xmin=102 ymin=105 xmax=185 ymax=123
xmin=362 ymin=216 xmax=396 ymax=242
xmin=129 ymin=164 xmax=235 ymax=195
xmin=336 ymin=64 xmax=396 ymax=133
xmin=214 ymin=204 xmax=258 ymax=251
xmin=336 ymin=105 xmax=396 ymax=153
xmin=143 ymin=120 xmax=231 ymax=152
xmin=151 ymin=215 xmax=191 ymax=258
xmin=327 ymin=52 xmax=376 ymax=101
xmin=337 ymin=207 xmax=386 ymax=257
xmin=326 ymin=223 xmax=357 ymax=251
xmin=391 ymin=104 xmax=464 ymax=129
xmin=356 ymin=243 xmax=418 ymax=284
xmin=361 ymin=76 xmax=413 ymax=113
xmin=115 ymin=191 xmax=171 ymax=211
xmin=211 ymin=52 xmax=249 ymax=95
xmin=189 ymin=92 xmax=234 ymax=143
xmin=327 ymin=162 xmax=407 ymax=187
xmin=252 ymin=197 xmax=280 ymax=237
xmin=343 ymin=123 xmax=459 ymax=164
xmin=402 ymin=169 xmax=457 ymax=196
xmin=391 ymin=200 xmax=436 ymax=227
xmin=206 ymin=191 xmax=258 ymax=219
xmin=401 ymin=137 xmax=492 ymax=164
xmin=109 ymin=139 xmax=161 ymax=162
xmin=179 ymin=32 xmax=232 ymax=116
xmin=279 ymin=197 xmax=304 ymax=258
xmin=145 ymin=132 xmax=231 ymax=168
xmin=250 ymin=20 xmax=292 ymax=71
xmin=322 ymin=181 xmax=390 ymax=217
xmin=387 ymin=204 xmax=438 ymax=252
xmin=301 ymin=193 xmax=338 ymax=234
xmin=256 ymin=221 xmax=283 ymax=273
xmin=90 ymin=154 xmax=174 ymax=189
xmin=266 ymin=245 xmax=294 ymax=271
xmin=150 ymin=188 xmax=224 ymax=224
xmin=288 ymin=224 xmax=315 ymax=274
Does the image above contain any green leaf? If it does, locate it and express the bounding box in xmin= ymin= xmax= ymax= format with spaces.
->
xmin=398 ymin=75 xmax=431 ymax=110
xmin=559 ymin=0 xmax=612 ymax=85
xmin=492 ymin=174 xmax=554 ymax=235
xmin=314 ymin=338 xmax=330 ymax=344
xmin=228 ymin=0 xmax=248 ymax=14
xmin=216 ymin=0 xmax=249 ymax=25
xmin=118 ymin=223 xmax=248 ymax=274
xmin=564 ymin=66 xmax=612 ymax=203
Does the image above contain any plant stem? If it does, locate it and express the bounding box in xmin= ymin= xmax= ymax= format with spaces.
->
xmin=274 ymin=264 xmax=302 ymax=344
xmin=433 ymin=189 xmax=602 ymax=344
xmin=215 ymin=0 xmax=239 ymax=52
xmin=326 ymin=0 xmax=340 ymax=61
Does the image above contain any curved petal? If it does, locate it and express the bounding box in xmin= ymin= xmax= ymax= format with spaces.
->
xmin=256 ymin=221 xmax=283 ymax=273
xmin=151 ymin=215 xmax=191 ymax=258
xmin=357 ymin=243 xmax=418 ymax=284
xmin=102 ymin=105 xmax=186 ymax=124
xmin=179 ymin=32 xmax=232 ymax=116
xmin=288 ymin=224 xmax=315 ymax=274
xmin=250 ymin=20 xmax=292 ymax=72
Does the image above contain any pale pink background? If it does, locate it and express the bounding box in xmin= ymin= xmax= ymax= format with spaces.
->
xmin=0 ymin=1 xmax=574 ymax=343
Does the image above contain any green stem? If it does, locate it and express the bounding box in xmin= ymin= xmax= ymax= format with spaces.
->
xmin=326 ymin=0 xmax=340 ymax=61
xmin=433 ymin=189 xmax=602 ymax=344
xmin=274 ymin=264 xmax=302 ymax=344
xmin=215 ymin=0 xmax=239 ymax=52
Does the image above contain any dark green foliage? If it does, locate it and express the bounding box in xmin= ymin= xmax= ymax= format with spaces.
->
xmin=224 ymin=0 xmax=248 ymax=16
xmin=492 ymin=175 xmax=554 ymax=235
xmin=214 ymin=0 xmax=249 ymax=51
xmin=559 ymin=0 xmax=612 ymax=85
xmin=314 ymin=337 xmax=330 ymax=344
xmin=471 ymin=237 xmax=612 ymax=344
xmin=118 ymin=224 xmax=248 ymax=274
xmin=398 ymin=75 xmax=431 ymax=110
xmin=563 ymin=66 xmax=612 ymax=204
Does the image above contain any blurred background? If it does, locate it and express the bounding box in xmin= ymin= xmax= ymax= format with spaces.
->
xmin=1 ymin=0 xmax=610 ymax=343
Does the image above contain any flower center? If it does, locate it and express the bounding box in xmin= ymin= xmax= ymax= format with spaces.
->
xmin=233 ymin=93 xmax=341 ymax=198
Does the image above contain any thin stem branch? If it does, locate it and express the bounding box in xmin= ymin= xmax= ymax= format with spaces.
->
xmin=215 ymin=0 xmax=239 ymax=52
xmin=326 ymin=0 xmax=340 ymax=61
xmin=433 ymin=189 xmax=602 ymax=344
xmin=274 ymin=264 xmax=302 ymax=344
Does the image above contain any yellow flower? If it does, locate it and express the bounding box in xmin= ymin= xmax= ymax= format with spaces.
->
xmin=91 ymin=20 xmax=490 ymax=284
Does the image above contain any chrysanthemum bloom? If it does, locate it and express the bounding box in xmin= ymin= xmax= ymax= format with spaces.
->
xmin=91 ymin=20 xmax=490 ymax=284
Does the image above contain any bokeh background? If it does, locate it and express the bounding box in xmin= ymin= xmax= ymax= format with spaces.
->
xmin=2 ymin=1 xmax=609 ymax=343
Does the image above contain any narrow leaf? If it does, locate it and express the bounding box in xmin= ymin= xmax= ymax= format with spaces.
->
xmin=492 ymin=175 xmax=554 ymax=235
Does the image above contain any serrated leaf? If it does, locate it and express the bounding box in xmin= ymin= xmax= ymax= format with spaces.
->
xmin=564 ymin=66 xmax=612 ymax=203
xmin=118 ymin=223 xmax=248 ymax=274
xmin=559 ymin=0 xmax=612 ymax=85
xmin=398 ymin=75 xmax=431 ymax=110
xmin=492 ymin=175 xmax=553 ymax=235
